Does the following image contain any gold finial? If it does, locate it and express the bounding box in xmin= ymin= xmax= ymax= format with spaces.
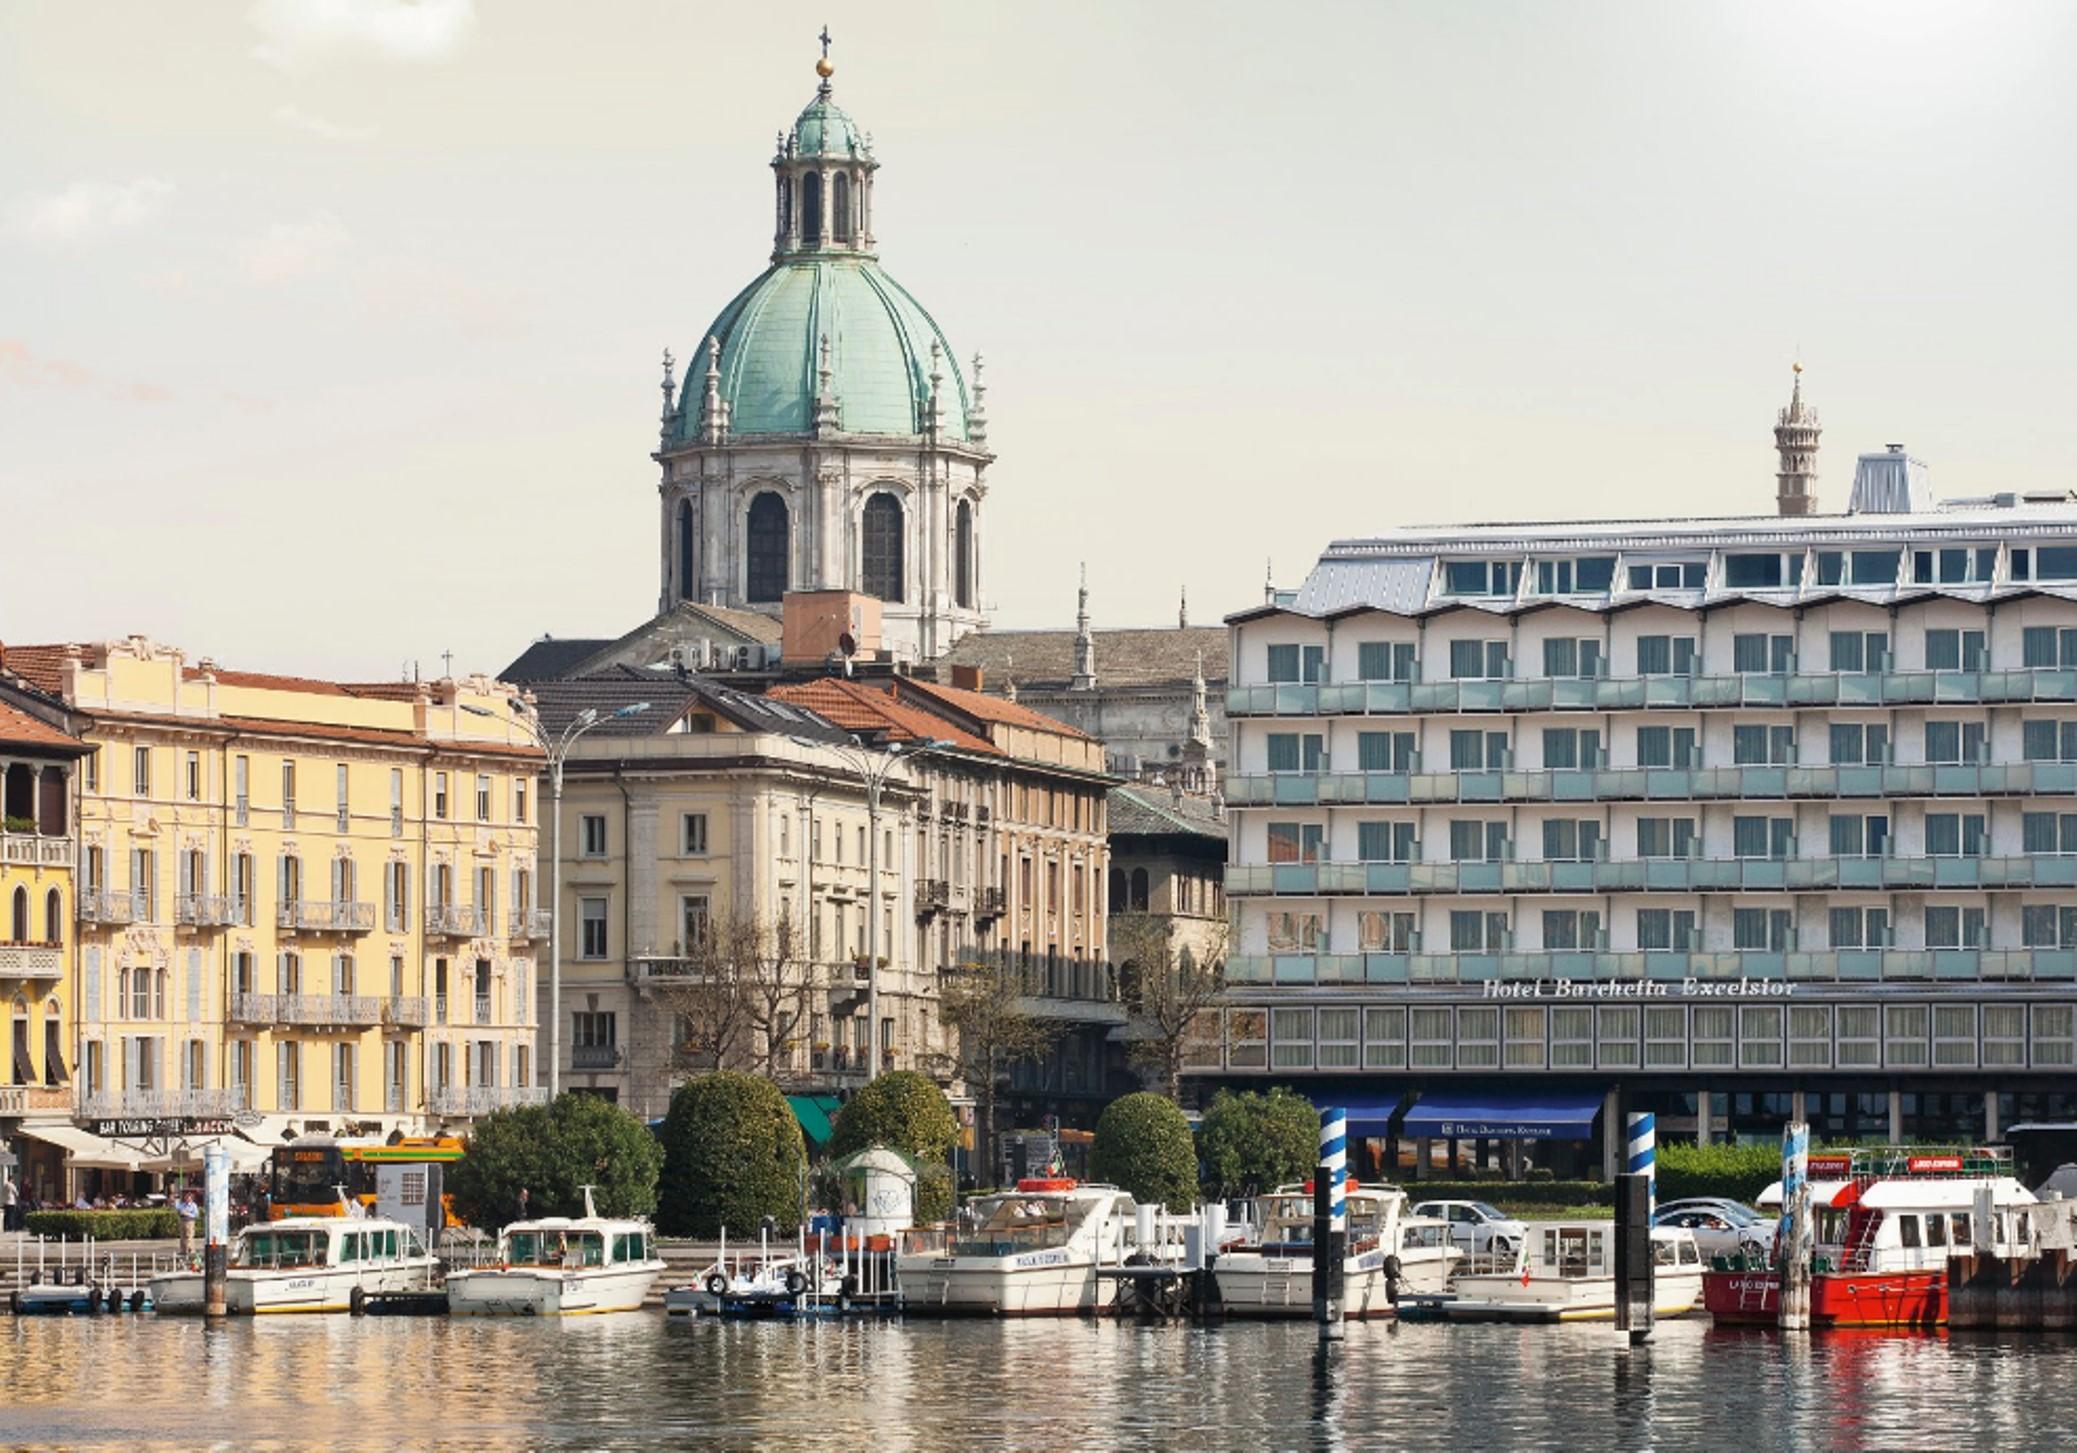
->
xmin=1792 ymin=360 xmax=1803 ymax=375
xmin=816 ymin=25 xmax=834 ymax=79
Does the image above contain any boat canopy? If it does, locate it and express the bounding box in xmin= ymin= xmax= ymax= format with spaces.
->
xmin=1400 ymin=1087 xmax=1607 ymax=1141
xmin=1859 ymin=1177 xmax=2035 ymax=1211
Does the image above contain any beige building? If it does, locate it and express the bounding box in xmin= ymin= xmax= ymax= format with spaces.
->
xmin=7 ymin=637 xmax=545 ymax=1144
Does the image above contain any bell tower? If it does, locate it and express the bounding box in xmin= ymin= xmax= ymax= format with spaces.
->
xmin=1775 ymin=363 xmax=1821 ymax=516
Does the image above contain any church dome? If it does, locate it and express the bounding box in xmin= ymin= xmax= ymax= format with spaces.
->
xmin=790 ymin=94 xmax=868 ymax=159
xmin=678 ymin=258 xmax=971 ymax=441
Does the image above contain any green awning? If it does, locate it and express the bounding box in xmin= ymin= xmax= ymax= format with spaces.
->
xmin=787 ymin=1094 xmax=844 ymax=1146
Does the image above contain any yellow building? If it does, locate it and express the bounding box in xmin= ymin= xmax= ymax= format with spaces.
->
xmin=0 ymin=674 xmax=89 ymax=1202
xmin=9 ymin=637 xmax=545 ymax=1148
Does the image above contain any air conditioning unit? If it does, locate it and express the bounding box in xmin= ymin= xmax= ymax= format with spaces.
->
xmin=666 ymin=645 xmax=689 ymax=672
xmin=734 ymin=646 xmax=756 ymax=671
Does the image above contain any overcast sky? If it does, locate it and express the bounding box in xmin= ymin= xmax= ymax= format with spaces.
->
xmin=5 ymin=1 xmax=2075 ymax=680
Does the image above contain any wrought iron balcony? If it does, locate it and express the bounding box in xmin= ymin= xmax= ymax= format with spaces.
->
xmin=228 ymin=992 xmax=411 ymax=1027
xmin=974 ymin=886 xmax=1007 ymax=921
xmin=630 ymin=955 xmax=710 ymax=985
xmin=474 ymin=995 xmax=494 ymax=1025
xmin=276 ymin=900 xmax=377 ymax=934
xmin=428 ymin=1085 xmax=548 ymax=1117
xmin=78 ymin=1087 xmax=247 ymax=1120
xmin=0 ymin=943 xmax=62 ymax=979
xmin=176 ymin=893 xmax=240 ymax=928
xmin=1223 ymin=946 xmax=2077 ymax=987
xmin=0 ymin=832 xmax=71 ymax=868
xmin=571 ymin=1043 xmax=621 ymax=1070
xmin=507 ymin=908 xmax=552 ymax=942
xmin=425 ymin=904 xmax=486 ymax=938
xmin=916 ymin=879 xmax=950 ymax=917
xmin=77 ymin=889 xmax=135 ymax=926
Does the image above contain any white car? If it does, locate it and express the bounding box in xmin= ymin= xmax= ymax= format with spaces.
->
xmin=1409 ymin=1199 xmax=1528 ymax=1257
xmin=1653 ymin=1203 xmax=1776 ymax=1261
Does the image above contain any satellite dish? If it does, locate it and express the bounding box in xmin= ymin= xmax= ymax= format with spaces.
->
xmin=838 ymin=632 xmax=857 ymax=658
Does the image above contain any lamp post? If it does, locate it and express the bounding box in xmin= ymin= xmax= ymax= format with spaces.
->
xmin=468 ymin=696 xmax=650 ymax=1100
xmin=793 ymin=734 xmax=953 ymax=1080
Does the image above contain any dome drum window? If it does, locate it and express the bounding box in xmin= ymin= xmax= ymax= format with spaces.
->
xmin=861 ymin=492 xmax=905 ymax=603
xmin=746 ymin=491 xmax=791 ymax=604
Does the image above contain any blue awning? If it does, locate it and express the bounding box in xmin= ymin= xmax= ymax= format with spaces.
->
xmin=1399 ymin=1087 xmax=1607 ymax=1142
xmin=1336 ymin=1098 xmax=1412 ymax=1136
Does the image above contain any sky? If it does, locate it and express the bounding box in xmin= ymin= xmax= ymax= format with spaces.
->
xmin=5 ymin=1 xmax=2076 ymax=681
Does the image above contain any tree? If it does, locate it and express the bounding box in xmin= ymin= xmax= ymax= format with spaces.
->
xmin=1111 ymin=910 xmax=1229 ymax=1099
xmin=655 ymin=1070 xmax=807 ymax=1236
xmin=829 ymin=1070 xmax=959 ymax=1223
xmin=936 ymin=953 xmax=1058 ymax=1183
xmin=656 ymin=912 xmax=814 ymax=1081
xmin=447 ymin=1093 xmax=663 ymax=1228
xmin=1197 ymin=1087 xmax=1317 ymax=1200
xmin=1090 ymin=1091 xmax=1198 ymax=1212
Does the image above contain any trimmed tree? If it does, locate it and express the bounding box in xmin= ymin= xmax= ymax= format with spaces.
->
xmin=447 ymin=1093 xmax=663 ymax=1227
xmin=656 ymin=1071 xmax=807 ymax=1237
xmin=1090 ymin=1091 xmax=1198 ymax=1212
xmin=1196 ymin=1087 xmax=1317 ymax=1200
xmin=829 ymin=1070 xmax=959 ymax=1223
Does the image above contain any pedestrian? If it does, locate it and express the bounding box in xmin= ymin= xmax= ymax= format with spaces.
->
xmin=517 ymin=1186 xmax=530 ymax=1223
xmin=176 ymin=1190 xmax=199 ymax=1260
xmin=1 ymin=1170 xmax=18 ymax=1234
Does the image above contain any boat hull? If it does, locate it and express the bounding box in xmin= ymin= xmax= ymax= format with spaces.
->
xmin=1445 ymin=1269 xmax=1703 ymax=1323
xmin=150 ymin=1261 xmax=437 ymax=1315
xmin=1212 ymin=1246 xmax=1460 ymax=1319
xmin=896 ymin=1254 xmax=1101 ymax=1316
xmin=446 ymin=1262 xmax=665 ymax=1317
xmin=1703 ymin=1268 xmax=1947 ymax=1329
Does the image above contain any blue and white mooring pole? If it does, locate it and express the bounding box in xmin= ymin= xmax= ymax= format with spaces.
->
xmin=1626 ymin=1111 xmax=1656 ymax=1220
xmin=1313 ymin=1105 xmax=1347 ymax=1341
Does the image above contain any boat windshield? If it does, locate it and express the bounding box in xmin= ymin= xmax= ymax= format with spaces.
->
xmin=235 ymin=1229 xmax=328 ymax=1269
xmin=952 ymin=1195 xmax=1092 ymax=1255
xmin=1537 ymin=1226 xmax=1607 ymax=1279
xmin=1256 ymin=1194 xmax=1386 ymax=1248
xmin=503 ymin=1230 xmax=607 ymax=1268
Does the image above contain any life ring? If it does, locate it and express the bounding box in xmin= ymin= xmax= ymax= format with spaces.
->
xmin=783 ymin=1269 xmax=809 ymax=1297
xmin=704 ymin=1271 xmax=729 ymax=1298
xmin=349 ymin=1284 xmax=368 ymax=1317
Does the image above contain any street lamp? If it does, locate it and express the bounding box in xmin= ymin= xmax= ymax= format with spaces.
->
xmin=467 ymin=696 xmax=650 ymax=1099
xmin=791 ymin=733 xmax=955 ymax=1080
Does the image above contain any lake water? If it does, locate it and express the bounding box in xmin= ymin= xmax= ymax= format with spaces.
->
xmin=3 ymin=1313 xmax=2070 ymax=1451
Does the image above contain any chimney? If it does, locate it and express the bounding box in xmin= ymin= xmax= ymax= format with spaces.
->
xmin=949 ymin=664 xmax=984 ymax=692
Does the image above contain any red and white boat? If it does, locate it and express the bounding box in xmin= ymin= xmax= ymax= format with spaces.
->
xmin=1704 ymin=1149 xmax=2038 ymax=1328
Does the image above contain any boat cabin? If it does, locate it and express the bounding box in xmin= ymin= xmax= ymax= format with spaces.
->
xmin=1522 ymin=1223 xmax=1700 ymax=1279
xmin=951 ymin=1181 xmax=1129 ymax=1257
xmin=499 ymin=1224 xmax=654 ymax=1269
xmin=233 ymin=1220 xmax=423 ymax=1271
xmin=1815 ymin=1178 xmax=2038 ymax=1272
xmin=1247 ymin=1184 xmax=1400 ymax=1255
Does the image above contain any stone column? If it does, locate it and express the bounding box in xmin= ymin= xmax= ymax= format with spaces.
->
xmin=1603 ymin=1087 xmax=1621 ymax=1180
xmin=1985 ymin=1090 xmax=2000 ymax=1142
xmin=1888 ymin=1088 xmax=1904 ymax=1145
xmin=1695 ymin=1087 xmax=1712 ymax=1146
xmin=1791 ymin=1088 xmax=1807 ymax=1124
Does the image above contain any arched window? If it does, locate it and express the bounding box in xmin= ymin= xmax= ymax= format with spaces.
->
xmin=1130 ymin=868 xmax=1150 ymax=912
xmin=1108 ymin=866 xmax=1128 ymax=914
xmin=861 ymin=493 xmax=905 ymax=602
xmin=833 ymin=173 xmax=851 ymax=243
xmin=677 ymin=498 xmax=697 ymax=601
xmin=955 ymin=498 xmax=975 ymax=608
xmin=779 ymin=174 xmax=793 ymax=238
xmin=8 ymin=886 xmax=25 ymax=943
xmin=44 ymin=888 xmax=61 ymax=944
xmin=745 ymin=491 xmax=790 ymax=604
xmin=802 ymin=172 xmax=823 ymax=245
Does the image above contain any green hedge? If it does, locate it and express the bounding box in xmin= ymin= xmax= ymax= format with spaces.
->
xmin=24 ymin=1209 xmax=178 ymax=1239
xmin=1655 ymin=1141 xmax=1781 ymax=1205
xmin=1398 ymin=1180 xmax=1614 ymax=1209
xmin=1090 ymin=1093 xmax=1199 ymax=1212
xmin=656 ymin=1071 xmax=806 ymax=1237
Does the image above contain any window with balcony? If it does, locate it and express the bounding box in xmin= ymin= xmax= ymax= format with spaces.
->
xmin=2020 ymin=905 xmax=2077 ymax=949
xmin=1828 ymin=906 xmax=1890 ymax=949
xmin=1357 ymin=910 xmax=1417 ymax=952
xmin=1266 ymin=822 xmax=1324 ymax=863
xmin=1827 ymin=813 xmax=1889 ymax=858
xmin=1733 ymin=907 xmax=1792 ymax=951
xmin=1636 ymin=909 xmax=1696 ymax=952
xmin=1447 ymin=819 xmax=1507 ymax=863
xmin=1265 ymin=733 xmax=1325 ymax=773
xmin=574 ymin=1010 xmax=617 ymax=1048
xmin=580 ymin=814 xmax=607 ymax=856
xmin=1541 ymin=637 xmax=1603 ymax=680
xmin=1636 ymin=818 xmax=1696 ymax=859
xmin=1357 ymin=641 xmax=1417 ymax=682
xmin=1357 ymin=730 xmax=1415 ymax=772
xmin=682 ymin=813 xmax=709 ymax=855
xmin=680 ymin=895 xmax=709 ymax=949
xmin=1542 ymin=909 xmax=1601 ymax=950
xmin=1923 ymin=906 xmax=1987 ymax=950
xmin=1828 ymin=631 xmax=1890 ymax=674
xmin=1924 ymin=629 xmax=1988 ymax=672
xmin=1924 ymin=812 xmax=1987 ymax=858
xmin=1732 ymin=633 xmax=1795 ymax=674
xmin=2022 ymin=626 xmax=2077 ymax=668
xmin=1448 ymin=640 xmax=1509 ymax=680
xmin=1265 ymin=912 xmax=1322 ymax=951
xmin=579 ymin=898 xmax=608 ymax=959
xmin=1542 ymin=819 xmax=1601 ymax=862
xmin=1357 ymin=820 xmax=1416 ymax=863
xmin=1731 ymin=816 xmax=1794 ymax=860
xmin=1448 ymin=910 xmax=1507 ymax=952
xmin=1449 ymin=730 xmax=1508 ymax=771
xmin=1542 ymin=727 xmax=1600 ymax=770
xmin=1732 ymin=724 xmax=1795 ymax=765
xmin=2021 ymin=720 xmax=2077 ymax=763
xmin=1265 ymin=644 xmax=1326 ymax=684
xmin=1635 ymin=635 xmax=1697 ymax=676
xmin=1635 ymin=725 xmax=1697 ymax=768
xmin=2023 ymin=812 xmax=2077 ymax=854
xmin=1828 ymin=722 xmax=1889 ymax=765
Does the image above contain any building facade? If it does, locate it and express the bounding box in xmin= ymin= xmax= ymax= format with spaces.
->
xmin=9 ymin=638 xmax=545 ymax=1149
xmin=1217 ymin=465 xmax=2077 ymax=1156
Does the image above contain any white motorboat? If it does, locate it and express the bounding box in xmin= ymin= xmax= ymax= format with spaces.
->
xmin=446 ymin=1189 xmax=666 ymax=1317
xmin=1444 ymin=1222 xmax=1704 ymax=1323
xmin=150 ymin=1214 xmax=437 ymax=1315
xmin=1213 ymin=1182 xmax=1463 ymax=1318
xmin=898 ymin=1178 xmax=1138 ymax=1316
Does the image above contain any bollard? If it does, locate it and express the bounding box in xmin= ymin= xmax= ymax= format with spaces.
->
xmin=1623 ymin=1111 xmax=1657 ymax=1343
xmin=204 ymin=1145 xmax=230 ymax=1319
xmin=1778 ymin=1121 xmax=1812 ymax=1331
xmin=1313 ymin=1106 xmax=1347 ymax=1342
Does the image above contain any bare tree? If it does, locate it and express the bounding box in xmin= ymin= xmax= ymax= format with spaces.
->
xmin=741 ymin=913 xmax=817 ymax=1083
xmin=654 ymin=913 xmax=763 ymax=1075
xmin=936 ymin=953 xmax=1058 ymax=1183
xmin=1111 ymin=910 xmax=1230 ymax=1100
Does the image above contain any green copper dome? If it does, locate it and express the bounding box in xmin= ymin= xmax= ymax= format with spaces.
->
xmin=679 ymin=258 xmax=971 ymax=441
xmin=790 ymin=93 xmax=868 ymax=158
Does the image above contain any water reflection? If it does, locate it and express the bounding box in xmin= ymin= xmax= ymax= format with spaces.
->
xmin=5 ymin=1315 xmax=2077 ymax=1451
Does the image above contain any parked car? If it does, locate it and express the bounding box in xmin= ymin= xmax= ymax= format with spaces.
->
xmin=1652 ymin=1201 xmax=1775 ymax=1260
xmin=1408 ymin=1199 xmax=1529 ymax=1257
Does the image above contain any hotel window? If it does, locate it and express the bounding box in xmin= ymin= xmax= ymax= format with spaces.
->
xmin=1357 ymin=910 xmax=1417 ymax=952
xmin=2022 ymin=626 xmax=2077 ymax=668
xmin=1541 ymin=637 xmax=1603 ymax=679
xmin=2030 ymin=1005 xmax=2075 ymax=1068
xmin=1848 ymin=549 xmax=1902 ymax=586
xmin=1550 ymin=1006 xmax=1593 ymax=1069
xmin=1884 ymin=1004 xmax=1930 ymax=1067
xmin=1447 ymin=819 xmax=1507 ymax=863
xmin=1269 ymin=1007 xmax=1314 ymax=1071
xmin=1828 ymin=721 xmax=1889 ymax=765
xmin=1265 ymin=732 xmax=1325 ymax=773
xmin=1635 ymin=635 xmax=1697 ymax=676
xmin=2020 ymin=720 xmax=2077 ymax=763
xmin=1441 ymin=560 xmax=1518 ymax=597
xmin=1924 ymin=628 xmax=1988 ymax=672
xmin=1362 ymin=1006 xmax=1407 ymax=1070
xmin=1911 ymin=546 xmax=1997 ymax=585
xmin=1447 ymin=639 xmax=1509 ymax=680
xmin=133 ymin=746 xmax=151 ymax=796
xmin=1983 ymin=1004 xmax=2027 ymax=1069
xmin=1266 ymin=822 xmax=1324 ymax=863
xmin=1599 ymin=1005 xmax=1642 ymax=1069
xmin=1827 ymin=813 xmax=1890 ymax=858
xmin=1317 ymin=1007 xmax=1359 ymax=1070
xmin=2021 ymin=905 xmax=2077 ymax=949
xmin=433 ymin=772 xmax=449 ymax=820
xmin=1357 ymin=730 xmax=1415 ymax=772
xmin=1224 ymin=1009 xmax=1268 ymax=1071
xmin=1636 ymin=817 xmax=1696 ymax=859
xmin=1923 ymin=905 xmax=1987 ymax=950
xmin=2033 ymin=547 xmax=2077 ymax=581
xmin=1448 ymin=910 xmax=1506 ymax=952
xmin=1356 ymin=641 xmax=1416 ymax=682
xmin=1636 ymin=908 xmax=1696 ymax=952
xmin=1828 ymin=905 xmax=1890 ymax=949
xmin=1634 ymin=725 xmax=1696 ymax=768
xmin=1740 ymin=1006 xmax=1785 ymax=1069
xmin=1542 ymin=727 xmax=1600 ymax=770
xmin=1933 ymin=1005 xmax=1978 ymax=1068
xmin=1691 ymin=1005 xmax=1735 ymax=1068
xmin=1732 ymin=907 xmax=1792 ymax=952
xmin=1731 ymin=816 xmax=1793 ymax=861
xmin=1357 ymin=820 xmax=1416 ymax=864
xmin=1731 ymin=632 xmax=1795 ymax=674
xmin=1449 ymin=729 xmax=1508 ymax=771
xmin=1626 ymin=561 xmax=1706 ymax=591
xmin=1827 ymin=630 xmax=1889 ymax=674
xmin=1542 ymin=909 xmax=1600 ymax=951
xmin=1723 ymin=553 xmax=1804 ymax=589
xmin=474 ymin=775 xmax=491 ymax=822
xmin=682 ymin=812 xmax=709 ymax=855
xmin=579 ymin=898 xmax=608 ymax=959
xmin=1505 ymin=1006 xmax=1547 ymax=1069
xmin=2023 ymin=812 xmax=2077 ymax=855
xmin=184 ymin=751 xmax=202 ymax=801
xmin=580 ymin=814 xmax=607 ymax=856
xmin=1924 ymin=812 xmax=1987 ymax=858
xmin=1409 ymin=1006 xmax=1453 ymax=1070
xmin=1542 ymin=819 xmax=1601 ymax=862
xmin=1455 ymin=1007 xmax=1499 ymax=1070
xmin=1733 ymin=723 xmax=1795 ymax=765
xmin=1788 ymin=1005 xmax=1833 ymax=1069
xmin=1643 ymin=1006 xmax=1687 ymax=1069
xmin=1265 ymin=644 xmax=1326 ymax=684
xmin=1923 ymin=719 xmax=1986 ymax=764
xmin=1836 ymin=1005 xmax=1881 ymax=1068
xmin=1265 ymin=912 xmax=1322 ymax=951
xmin=1530 ymin=556 xmax=1614 ymax=596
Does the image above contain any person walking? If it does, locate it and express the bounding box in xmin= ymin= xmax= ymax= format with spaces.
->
xmin=2 ymin=1169 xmax=18 ymax=1234
xmin=176 ymin=1189 xmax=200 ymax=1261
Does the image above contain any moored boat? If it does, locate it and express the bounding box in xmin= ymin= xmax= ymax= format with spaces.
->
xmin=1212 ymin=1181 xmax=1462 ymax=1318
xmin=150 ymin=1214 xmax=438 ymax=1315
xmin=1445 ymin=1222 xmax=1704 ymax=1323
xmin=898 ymin=1178 xmax=1136 ymax=1316
xmin=446 ymin=1189 xmax=666 ymax=1317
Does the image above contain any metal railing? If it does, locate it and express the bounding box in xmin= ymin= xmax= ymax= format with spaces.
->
xmin=571 ymin=1044 xmax=621 ymax=1070
xmin=425 ymin=904 xmax=486 ymax=938
xmin=0 ymin=832 xmax=71 ymax=867
xmin=175 ymin=893 xmax=239 ymax=927
xmin=917 ymin=879 xmax=950 ymax=914
xmin=228 ymin=992 xmax=408 ymax=1027
xmin=1224 ymin=946 xmax=2077 ymax=987
xmin=507 ymin=908 xmax=551 ymax=941
xmin=474 ymin=995 xmax=494 ymax=1025
xmin=428 ymin=1085 xmax=549 ymax=1117
xmin=975 ymin=886 xmax=1007 ymax=919
xmin=1226 ymin=853 xmax=2077 ymax=898
xmin=276 ymin=900 xmax=377 ymax=933
xmin=78 ymin=1087 xmax=247 ymax=1119
xmin=77 ymin=889 xmax=135 ymax=926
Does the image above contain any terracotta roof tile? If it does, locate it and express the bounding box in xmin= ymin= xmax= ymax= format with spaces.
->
xmin=941 ymin=626 xmax=1228 ymax=692
xmin=767 ymin=680 xmax=999 ymax=755
xmin=186 ymin=667 xmax=352 ymax=695
xmin=889 ymin=677 xmax=1090 ymax=738
xmin=0 ymin=645 xmax=71 ymax=695
xmin=0 ymin=698 xmax=86 ymax=753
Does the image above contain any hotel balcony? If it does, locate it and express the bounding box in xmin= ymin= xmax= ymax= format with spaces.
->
xmin=571 ymin=1043 xmax=622 ymax=1070
xmin=425 ymin=904 xmax=485 ymax=939
xmin=629 ymin=954 xmax=708 ymax=986
xmin=77 ymin=889 xmax=135 ymax=926
xmin=78 ymin=1087 xmax=247 ymax=1120
xmin=276 ymin=900 xmax=377 ymax=934
xmin=176 ymin=893 xmax=242 ymax=928
xmin=974 ymin=886 xmax=1007 ymax=922
xmin=507 ymin=908 xmax=552 ymax=942
xmin=428 ymin=1085 xmax=548 ymax=1117
xmin=916 ymin=879 xmax=950 ymax=918
xmin=1225 ymin=853 xmax=2077 ymax=899
xmin=0 ymin=831 xmax=71 ymax=868
xmin=0 ymin=942 xmax=63 ymax=980
xmin=228 ymin=992 xmax=429 ymax=1028
xmin=1224 ymin=947 xmax=2077 ymax=988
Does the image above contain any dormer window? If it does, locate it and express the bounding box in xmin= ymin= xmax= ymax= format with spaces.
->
xmin=1626 ymin=560 xmax=1706 ymax=590
xmin=1441 ymin=560 xmax=1518 ymax=597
